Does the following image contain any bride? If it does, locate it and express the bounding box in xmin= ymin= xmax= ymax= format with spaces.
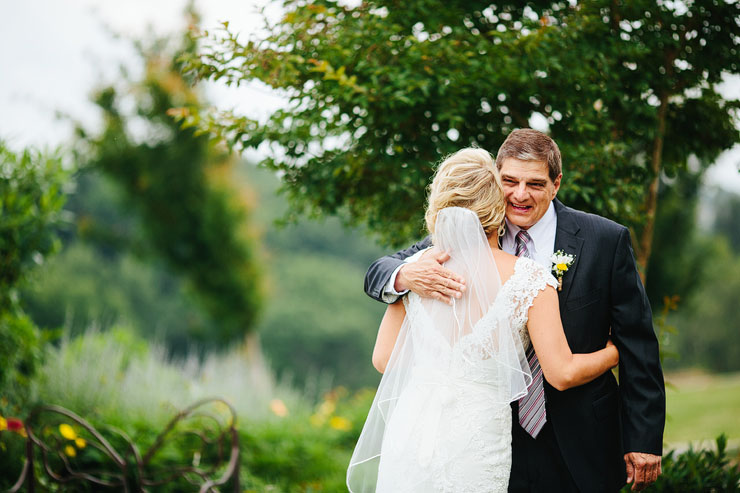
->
xmin=346 ymin=148 xmax=619 ymax=492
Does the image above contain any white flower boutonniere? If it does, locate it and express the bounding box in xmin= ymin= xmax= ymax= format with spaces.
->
xmin=551 ymin=250 xmax=575 ymax=292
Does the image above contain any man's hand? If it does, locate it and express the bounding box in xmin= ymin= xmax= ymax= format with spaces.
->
xmin=395 ymin=248 xmax=466 ymax=304
xmin=624 ymin=452 xmax=661 ymax=491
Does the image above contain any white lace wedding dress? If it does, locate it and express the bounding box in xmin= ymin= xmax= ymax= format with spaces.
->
xmin=347 ymin=207 xmax=557 ymax=493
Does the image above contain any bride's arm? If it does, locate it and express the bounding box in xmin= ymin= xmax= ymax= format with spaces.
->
xmin=527 ymin=286 xmax=619 ymax=391
xmin=372 ymin=300 xmax=406 ymax=374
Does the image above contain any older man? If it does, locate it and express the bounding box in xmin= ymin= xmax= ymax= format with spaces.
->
xmin=364 ymin=129 xmax=665 ymax=492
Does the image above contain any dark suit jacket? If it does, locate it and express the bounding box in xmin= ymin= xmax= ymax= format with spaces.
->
xmin=364 ymin=199 xmax=666 ymax=492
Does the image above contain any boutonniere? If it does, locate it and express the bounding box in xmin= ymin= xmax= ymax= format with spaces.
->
xmin=551 ymin=250 xmax=575 ymax=292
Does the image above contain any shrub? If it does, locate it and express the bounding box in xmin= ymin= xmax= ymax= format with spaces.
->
xmin=0 ymin=142 xmax=67 ymax=309
xmin=0 ymin=142 xmax=67 ymax=416
xmin=0 ymin=327 xmax=378 ymax=491
xmin=623 ymin=435 xmax=740 ymax=492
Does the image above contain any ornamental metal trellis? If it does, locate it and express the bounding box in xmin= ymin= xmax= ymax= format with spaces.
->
xmin=8 ymin=398 xmax=240 ymax=492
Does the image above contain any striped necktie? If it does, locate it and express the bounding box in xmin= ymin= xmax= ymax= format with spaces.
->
xmin=515 ymin=230 xmax=547 ymax=438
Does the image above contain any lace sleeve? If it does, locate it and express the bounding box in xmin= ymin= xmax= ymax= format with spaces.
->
xmin=509 ymin=257 xmax=559 ymax=331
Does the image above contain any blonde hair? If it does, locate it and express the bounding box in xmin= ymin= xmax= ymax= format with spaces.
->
xmin=425 ymin=147 xmax=506 ymax=239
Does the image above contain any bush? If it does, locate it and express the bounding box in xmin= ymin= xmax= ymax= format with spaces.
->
xmin=0 ymin=327 xmax=373 ymax=491
xmin=0 ymin=142 xmax=67 ymax=309
xmin=621 ymin=435 xmax=740 ymax=492
xmin=0 ymin=141 xmax=68 ymax=486
xmin=0 ymin=312 xmax=44 ymax=412
xmin=0 ymin=142 xmax=67 ymax=416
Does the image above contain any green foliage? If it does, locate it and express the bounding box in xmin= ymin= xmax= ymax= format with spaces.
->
xmin=712 ymin=189 xmax=740 ymax=255
xmin=22 ymin=238 xmax=222 ymax=354
xmin=243 ymin=164 xmax=387 ymax=390
xmin=666 ymin=240 xmax=740 ymax=373
xmin=78 ymin=35 xmax=263 ymax=346
xmin=0 ymin=311 xmax=44 ymax=412
xmin=0 ymin=142 xmax=67 ymax=415
xmin=645 ymin=171 xmax=709 ymax=307
xmin=31 ymin=326 xmax=300 ymax=430
xmin=653 ymin=295 xmax=680 ymax=370
xmin=0 ymin=328 xmax=369 ymax=491
xmin=0 ymin=142 xmax=67 ymax=310
xmin=633 ymin=435 xmax=740 ymax=492
xmin=240 ymin=417 xmax=350 ymax=491
xmin=259 ymin=253 xmax=384 ymax=389
xmin=182 ymin=0 xmax=740 ymax=256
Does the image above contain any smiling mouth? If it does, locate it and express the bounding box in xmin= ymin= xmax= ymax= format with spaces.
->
xmin=510 ymin=203 xmax=532 ymax=213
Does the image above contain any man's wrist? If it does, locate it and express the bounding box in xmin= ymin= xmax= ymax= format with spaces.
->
xmin=393 ymin=265 xmax=407 ymax=292
xmin=385 ymin=265 xmax=408 ymax=297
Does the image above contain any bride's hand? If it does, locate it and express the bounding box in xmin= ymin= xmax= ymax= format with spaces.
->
xmin=606 ymin=338 xmax=619 ymax=368
xmin=395 ymin=248 xmax=466 ymax=304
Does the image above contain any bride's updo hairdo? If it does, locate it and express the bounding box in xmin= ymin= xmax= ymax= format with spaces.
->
xmin=425 ymin=147 xmax=506 ymax=239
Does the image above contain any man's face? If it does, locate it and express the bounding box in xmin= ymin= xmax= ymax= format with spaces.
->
xmin=499 ymin=158 xmax=561 ymax=230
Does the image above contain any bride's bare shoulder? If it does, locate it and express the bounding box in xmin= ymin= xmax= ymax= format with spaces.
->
xmin=491 ymin=249 xmax=518 ymax=282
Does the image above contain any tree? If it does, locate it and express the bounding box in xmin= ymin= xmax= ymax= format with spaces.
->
xmin=0 ymin=142 xmax=67 ymax=413
xmin=244 ymin=164 xmax=387 ymax=389
xmin=181 ymin=0 xmax=740 ymax=280
xmin=712 ymin=189 xmax=740 ymax=254
xmin=644 ymin=168 xmax=708 ymax=307
xmin=78 ymin=24 xmax=263 ymax=347
xmin=666 ymin=239 xmax=740 ymax=373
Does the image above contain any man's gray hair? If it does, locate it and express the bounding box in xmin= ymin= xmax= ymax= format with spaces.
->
xmin=495 ymin=129 xmax=562 ymax=182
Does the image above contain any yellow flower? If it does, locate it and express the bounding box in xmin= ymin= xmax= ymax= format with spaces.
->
xmin=0 ymin=416 xmax=7 ymax=432
xmin=59 ymin=423 xmax=77 ymax=441
xmin=75 ymin=437 xmax=87 ymax=449
xmin=269 ymin=399 xmax=288 ymax=417
xmin=64 ymin=445 xmax=77 ymax=458
xmin=556 ymin=263 xmax=568 ymax=272
xmin=329 ymin=416 xmax=352 ymax=431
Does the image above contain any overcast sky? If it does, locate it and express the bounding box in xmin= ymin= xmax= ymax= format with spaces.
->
xmin=1 ymin=0 xmax=739 ymax=193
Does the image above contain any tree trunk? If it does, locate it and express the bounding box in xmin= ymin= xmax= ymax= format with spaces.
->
xmin=636 ymin=94 xmax=668 ymax=282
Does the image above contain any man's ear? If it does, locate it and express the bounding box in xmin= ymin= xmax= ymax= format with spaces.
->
xmin=552 ymin=173 xmax=563 ymax=197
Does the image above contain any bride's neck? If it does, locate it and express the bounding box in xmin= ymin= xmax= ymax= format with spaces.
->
xmin=487 ymin=235 xmax=501 ymax=250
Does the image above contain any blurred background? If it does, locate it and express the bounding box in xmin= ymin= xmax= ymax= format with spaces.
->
xmin=1 ymin=0 xmax=739 ymax=490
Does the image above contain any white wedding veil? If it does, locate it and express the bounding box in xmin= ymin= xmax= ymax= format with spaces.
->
xmin=347 ymin=207 xmax=532 ymax=492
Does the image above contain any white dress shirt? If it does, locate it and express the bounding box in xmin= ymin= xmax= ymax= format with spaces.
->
xmin=501 ymin=201 xmax=557 ymax=268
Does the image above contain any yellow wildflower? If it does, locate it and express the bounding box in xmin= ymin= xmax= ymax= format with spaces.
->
xmin=75 ymin=437 xmax=87 ymax=449
xmin=64 ymin=445 xmax=77 ymax=458
xmin=59 ymin=423 xmax=77 ymax=441
xmin=329 ymin=416 xmax=352 ymax=431
xmin=0 ymin=416 xmax=7 ymax=432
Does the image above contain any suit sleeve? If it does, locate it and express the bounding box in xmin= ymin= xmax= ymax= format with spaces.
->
xmin=364 ymin=236 xmax=432 ymax=303
xmin=610 ymin=227 xmax=666 ymax=455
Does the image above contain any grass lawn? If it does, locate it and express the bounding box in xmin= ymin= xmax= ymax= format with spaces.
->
xmin=664 ymin=370 xmax=740 ymax=449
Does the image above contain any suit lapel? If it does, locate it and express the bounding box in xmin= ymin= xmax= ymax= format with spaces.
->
xmin=553 ymin=199 xmax=583 ymax=308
